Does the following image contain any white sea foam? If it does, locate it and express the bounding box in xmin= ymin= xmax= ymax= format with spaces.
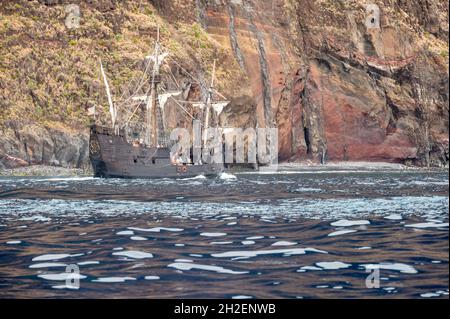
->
xmin=6 ymin=240 xmax=21 ymax=245
xmin=219 ymin=172 xmax=237 ymax=180
xmin=297 ymin=266 xmax=322 ymax=272
xmin=200 ymin=232 xmax=227 ymax=237
xmin=168 ymin=262 xmax=248 ymax=275
xmin=29 ymin=263 xmax=67 ymax=269
xmin=1 ymin=196 xmax=447 ymax=221
xmin=360 ymin=263 xmax=418 ymax=274
xmin=145 ymin=276 xmax=160 ymax=280
xmin=32 ymin=253 xmax=83 ymax=262
xmin=328 ymin=229 xmax=358 ymax=237
xmin=246 ymin=236 xmax=264 ymax=240
xmin=38 ymin=273 xmax=87 ymax=281
xmin=210 ymin=241 xmax=233 ymax=245
xmin=271 ymin=241 xmax=298 ymax=246
xmin=92 ymin=277 xmax=136 ymax=283
xmin=405 ymin=222 xmax=449 ymax=229
xmin=128 ymin=227 xmax=183 ymax=233
xmin=112 ymin=250 xmax=153 ymax=259
xmin=316 ymin=261 xmax=351 ymax=270
xmin=331 ymin=220 xmax=370 ymax=227
xmin=130 ymin=236 xmax=147 ymax=241
xmin=385 ymin=214 xmax=403 ymax=220
xmin=77 ymin=261 xmax=100 ymax=266
xmin=181 ymin=175 xmax=206 ymax=180
xmin=211 ymin=247 xmax=327 ymax=259
xmin=116 ymin=230 xmax=134 ymax=235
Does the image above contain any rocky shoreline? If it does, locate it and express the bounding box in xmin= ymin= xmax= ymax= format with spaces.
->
xmin=0 ymin=161 xmax=446 ymax=177
xmin=0 ymin=165 xmax=91 ymax=177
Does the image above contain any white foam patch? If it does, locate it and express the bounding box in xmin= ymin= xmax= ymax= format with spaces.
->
xmin=271 ymin=241 xmax=297 ymax=246
xmin=316 ymin=261 xmax=351 ymax=270
xmin=297 ymin=266 xmax=323 ymax=272
xmin=29 ymin=263 xmax=67 ymax=269
xmin=405 ymin=222 xmax=449 ymax=229
xmin=331 ymin=220 xmax=370 ymax=227
xmin=77 ymin=261 xmax=100 ymax=266
xmin=211 ymin=247 xmax=327 ymax=259
xmin=6 ymin=240 xmax=22 ymax=245
xmin=293 ymin=188 xmax=322 ymax=192
xmin=181 ymin=175 xmax=206 ymax=180
xmin=130 ymin=236 xmax=147 ymax=241
xmin=420 ymin=292 xmax=441 ymax=298
xmin=328 ymin=229 xmax=358 ymax=237
xmin=19 ymin=215 xmax=51 ymax=222
xmin=145 ymin=276 xmax=160 ymax=280
xmin=32 ymin=253 xmax=83 ymax=262
xmin=38 ymin=273 xmax=87 ymax=281
xmin=43 ymin=177 xmax=94 ymax=182
xmin=219 ymin=172 xmax=237 ymax=180
xmin=116 ymin=230 xmax=134 ymax=235
xmin=92 ymin=277 xmax=136 ymax=283
xmin=241 ymin=241 xmax=255 ymax=245
xmin=360 ymin=263 xmax=418 ymax=274
xmin=168 ymin=262 xmax=248 ymax=275
xmin=210 ymin=241 xmax=233 ymax=245
xmin=128 ymin=227 xmax=183 ymax=233
xmin=112 ymin=250 xmax=153 ymax=259
xmin=1 ymin=196 xmax=447 ymax=222
xmin=232 ymin=295 xmax=253 ymax=299
xmin=200 ymin=232 xmax=227 ymax=237
xmin=385 ymin=214 xmax=403 ymax=221
xmin=246 ymin=236 xmax=264 ymax=240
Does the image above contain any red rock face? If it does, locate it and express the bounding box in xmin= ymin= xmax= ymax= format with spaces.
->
xmin=1 ymin=0 xmax=446 ymax=168
xmin=186 ymin=0 xmax=449 ymax=167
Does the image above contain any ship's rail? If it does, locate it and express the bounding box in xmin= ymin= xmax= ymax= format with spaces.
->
xmin=90 ymin=125 xmax=125 ymax=137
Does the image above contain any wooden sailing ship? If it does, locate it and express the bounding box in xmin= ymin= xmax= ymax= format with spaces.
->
xmin=89 ymin=28 xmax=228 ymax=178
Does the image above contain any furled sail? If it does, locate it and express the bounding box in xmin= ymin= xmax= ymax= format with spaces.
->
xmin=145 ymin=52 xmax=169 ymax=69
xmin=158 ymin=91 xmax=182 ymax=109
xmin=192 ymin=101 xmax=230 ymax=115
xmin=131 ymin=91 xmax=181 ymax=110
xmin=211 ymin=101 xmax=230 ymax=116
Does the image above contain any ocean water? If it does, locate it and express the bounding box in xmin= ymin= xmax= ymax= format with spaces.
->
xmin=0 ymin=169 xmax=448 ymax=299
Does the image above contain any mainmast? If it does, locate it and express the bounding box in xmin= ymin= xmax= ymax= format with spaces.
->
xmin=203 ymin=60 xmax=216 ymax=147
xmin=147 ymin=27 xmax=161 ymax=146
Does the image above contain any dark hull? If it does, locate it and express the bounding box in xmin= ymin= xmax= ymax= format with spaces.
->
xmin=89 ymin=125 xmax=224 ymax=179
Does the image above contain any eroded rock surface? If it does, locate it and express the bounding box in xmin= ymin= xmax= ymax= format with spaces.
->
xmin=0 ymin=0 xmax=448 ymax=168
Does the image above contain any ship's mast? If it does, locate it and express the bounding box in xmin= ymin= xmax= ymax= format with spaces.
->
xmin=100 ymin=59 xmax=116 ymax=131
xmin=148 ymin=26 xmax=161 ymax=146
xmin=203 ymin=59 xmax=216 ymax=147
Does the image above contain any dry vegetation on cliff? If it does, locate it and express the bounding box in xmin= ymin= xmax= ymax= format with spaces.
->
xmin=0 ymin=0 xmax=448 ymax=169
xmin=0 ymin=0 xmax=245 ymax=129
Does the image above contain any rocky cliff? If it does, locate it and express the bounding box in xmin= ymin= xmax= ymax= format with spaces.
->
xmin=0 ymin=0 xmax=448 ymax=170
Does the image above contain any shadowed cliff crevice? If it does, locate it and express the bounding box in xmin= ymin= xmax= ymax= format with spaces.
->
xmin=227 ymin=3 xmax=246 ymax=71
xmin=243 ymin=3 xmax=273 ymax=128
xmin=0 ymin=0 xmax=448 ymax=169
